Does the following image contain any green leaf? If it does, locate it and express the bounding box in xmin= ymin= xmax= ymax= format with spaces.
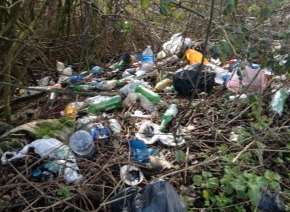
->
xmin=175 ymin=150 xmax=186 ymax=162
xmin=223 ymin=0 xmax=238 ymax=15
xmin=206 ymin=177 xmax=219 ymax=189
xmin=192 ymin=175 xmax=203 ymax=186
xmin=264 ymin=170 xmax=281 ymax=182
xmin=57 ymin=186 xmax=71 ymax=198
xmin=231 ymin=175 xmax=246 ymax=192
xmin=160 ymin=0 xmax=175 ymax=15
xmin=247 ymin=176 xmax=267 ymax=205
xmin=215 ymin=194 xmax=232 ymax=207
xmin=202 ymin=189 xmax=209 ymax=200
xmin=140 ymin=0 xmax=150 ymax=10
xmin=202 ymin=171 xmax=213 ymax=179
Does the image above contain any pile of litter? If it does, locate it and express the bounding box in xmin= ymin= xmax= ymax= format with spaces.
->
xmin=0 ymin=33 xmax=289 ymax=211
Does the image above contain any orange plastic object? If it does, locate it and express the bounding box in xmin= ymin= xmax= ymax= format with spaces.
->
xmin=64 ymin=103 xmax=78 ymax=119
xmin=185 ymin=49 xmax=209 ymax=65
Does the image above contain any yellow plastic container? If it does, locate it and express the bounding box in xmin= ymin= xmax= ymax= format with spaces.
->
xmin=185 ymin=49 xmax=209 ymax=65
xmin=154 ymin=79 xmax=173 ymax=92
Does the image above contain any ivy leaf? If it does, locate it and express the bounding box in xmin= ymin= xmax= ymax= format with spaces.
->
xmin=140 ymin=0 xmax=150 ymax=10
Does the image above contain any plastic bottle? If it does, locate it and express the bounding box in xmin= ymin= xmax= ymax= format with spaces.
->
xmin=95 ymin=80 xmax=125 ymax=91
xmin=72 ymin=84 xmax=96 ymax=92
xmin=94 ymin=80 xmax=117 ymax=91
xmin=109 ymin=119 xmax=122 ymax=134
xmin=91 ymin=66 xmax=104 ymax=76
xmin=135 ymin=85 xmax=160 ymax=104
xmin=69 ymin=130 xmax=95 ymax=158
xmin=154 ymin=78 xmax=173 ymax=92
xmin=70 ymin=75 xmax=84 ymax=84
xmin=88 ymin=95 xmax=122 ymax=113
xmin=142 ymin=46 xmax=154 ymax=64
xmin=160 ymin=104 xmax=178 ymax=132
xmin=139 ymin=94 xmax=156 ymax=112
xmin=64 ymin=103 xmax=78 ymax=119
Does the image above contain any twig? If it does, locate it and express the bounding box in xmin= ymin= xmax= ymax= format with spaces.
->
xmin=232 ymin=141 xmax=256 ymax=163
xmin=159 ymin=156 xmax=219 ymax=178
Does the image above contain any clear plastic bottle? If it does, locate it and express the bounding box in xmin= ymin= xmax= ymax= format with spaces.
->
xmin=160 ymin=104 xmax=178 ymax=132
xmin=72 ymin=84 xmax=96 ymax=92
xmin=109 ymin=119 xmax=122 ymax=134
xmin=142 ymin=46 xmax=154 ymax=64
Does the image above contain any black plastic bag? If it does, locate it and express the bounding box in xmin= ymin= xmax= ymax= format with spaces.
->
xmin=110 ymin=180 xmax=186 ymax=212
xmin=258 ymin=190 xmax=285 ymax=212
xmin=173 ymin=64 xmax=215 ymax=96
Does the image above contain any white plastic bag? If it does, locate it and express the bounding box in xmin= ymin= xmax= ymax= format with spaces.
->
xmin=1 ymin=138 xmax=83 ymax=184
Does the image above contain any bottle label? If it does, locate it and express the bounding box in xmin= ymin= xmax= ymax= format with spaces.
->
xmin=142 ymin=55 xmax=154 ymax=63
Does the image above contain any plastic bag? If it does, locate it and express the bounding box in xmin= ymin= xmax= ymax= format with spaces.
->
xmin=129 ymin=139 xmax=156 ymax=163
xmin=136 ymin=121 xmax=160 ymax=144
xmin=185 ymin=49 xmax=209 ymax=65
xmin=226 ymin=64 xmax=268 ymax=93
xmin=1 ymin=138 xmax=82 ymax=183
xmin=271 ymin=88 xmax=289 ymax=116
xmin=151 ymin=133 xmax=185 ymax=147
xmin=110 ymin=180 xmax=186 ymax=212
xmin=162 ymin=33 xmax=192 ymax=56
xmin=173 ymin=64 xmax=216 ymax=96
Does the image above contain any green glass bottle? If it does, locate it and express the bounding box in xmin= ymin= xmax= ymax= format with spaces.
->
xmin=88 ymin=95 xmax=122 ymax=113
xmin=135 ymin=85 xmax=160 ymax=104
